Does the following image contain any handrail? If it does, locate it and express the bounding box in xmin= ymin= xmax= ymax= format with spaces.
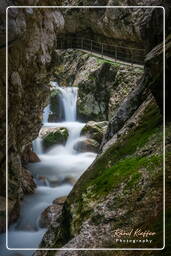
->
xmin=56 ymin=37 xmax=145 ymax=65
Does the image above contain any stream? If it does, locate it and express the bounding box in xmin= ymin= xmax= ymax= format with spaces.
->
xmin=0 ymin=83 xmax=97 ymax=255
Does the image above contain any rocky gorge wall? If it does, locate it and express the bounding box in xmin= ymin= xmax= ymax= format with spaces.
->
xmin=0 ymin=0 xmax=170 ymax=255
xmin=0 ymin=0 xmax=65 ymax=231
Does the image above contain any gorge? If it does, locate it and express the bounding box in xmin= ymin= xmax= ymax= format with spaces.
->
xmin=0 ymin=82 xmax=97 ymax=255
xmin=0 ymin=1 xmax=171 ymax=256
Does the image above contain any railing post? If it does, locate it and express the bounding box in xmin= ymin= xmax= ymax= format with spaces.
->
xmin=101 ymin=43 xmax=104 ymax=58
xmin=60 ymin=39 xmax=62 ymax=49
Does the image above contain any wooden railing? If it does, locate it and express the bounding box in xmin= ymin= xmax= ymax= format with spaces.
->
xmin=56 ymin=37 xmax=145 ymax=65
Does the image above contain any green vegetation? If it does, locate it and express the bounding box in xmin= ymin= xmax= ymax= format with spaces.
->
xmin=95 ymin=56 xmax=121 ymax=68
xmin=43 ymin=128 xmax=68 ymax=148
xmin=90 ymin=155 xmax=162 ymax=197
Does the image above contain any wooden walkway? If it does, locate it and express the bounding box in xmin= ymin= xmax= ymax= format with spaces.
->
xmin=79 ymin=49 xmax=144 ymax=69
xmin=56 ymin=37 xmax=145 ymax=66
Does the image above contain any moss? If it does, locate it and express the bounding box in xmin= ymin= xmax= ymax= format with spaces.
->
xmin=89 ymin=155 xmax=162 ymax=198
xmin=43 ymin=128 xmax=68 ymax=147
xmin=95 ymin=56 xmax=121 ymax=68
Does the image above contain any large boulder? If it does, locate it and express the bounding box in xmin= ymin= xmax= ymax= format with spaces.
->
xmin=74 ymin=138 xmax=100 ymax=153
xmin=39 ymin=196 xmax=66 ymax=228
xmin=81 ymin=121 xmax=108 ymax=144
xmin=40 ymin=127 xmax=69 ymax=149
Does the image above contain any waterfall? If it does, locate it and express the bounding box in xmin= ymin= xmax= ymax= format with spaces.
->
xmin=50 ymin=82 xmax=78 ymax=122
xmin=59 ymin=87 xmax=78 ymax=122
xmin=0 ymin=81 xmax=97 ymax=255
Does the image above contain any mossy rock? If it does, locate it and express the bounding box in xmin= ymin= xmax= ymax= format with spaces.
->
xmin=81 ymin=121 xmax=108 ymax=144
xmin=42 ymin=127 xmax=69 ymax=148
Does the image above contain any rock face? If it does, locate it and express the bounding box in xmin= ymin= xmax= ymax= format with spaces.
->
xmin=40 ymin=127 xmax=69 ymax=149
xmin=60 ymin=0 xmax=160 ymax=49
xmin=21 ymin=168 xmax=36 ymax=194
xmin=81 ymin=121 xmax=108 ymax=144
xmin=51 ymin=50 xmax=143 ymax=121
xmin=0 ymin=1 xmax=65 ymax=230
xmin=21 ymin=144 xmax=40 ymax=163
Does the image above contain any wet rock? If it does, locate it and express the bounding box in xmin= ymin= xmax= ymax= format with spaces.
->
xmin=74 ymin=138 xmax=100 ymax=153
xmin=21 ymin=144 xmax=40 ymax=163
xmin=40 ymin=127 xmax=69 ymax=149
xmin=47 ymin=176 xmax=76 ymax=187
xmin=53 ymin=196 xmax=67 ymax=205
xmin=62 ymin=176 xmax=76 ymax=186
xmin=37 ymin=176 xmax=48 ymax=186
xmin=39 ymin=196 xmax=66 ymax=228
xmin=47 ymin=176 xmax=61 ymax=187
xmin=81 ymin=121 xmax=108 ymax=144
xmin=21 ymin=168 xmax=36 ymax=194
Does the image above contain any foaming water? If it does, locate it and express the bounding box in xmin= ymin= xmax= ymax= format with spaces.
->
xmin=0 ymin=84 xmax=97 ymax=255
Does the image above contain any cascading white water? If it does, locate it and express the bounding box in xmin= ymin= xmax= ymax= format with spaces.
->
xmin=0 ymin=83 xmax=97 ymax=256
xmin=43 ymin=104 xmax=50 ymax=123
xmin=32 ymin=137 xmax=43 ymax=155
xmin=58 ymin=87 xmax=78 ymax=122
xmin=50 ymin=81 xmax=78 ymax=122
